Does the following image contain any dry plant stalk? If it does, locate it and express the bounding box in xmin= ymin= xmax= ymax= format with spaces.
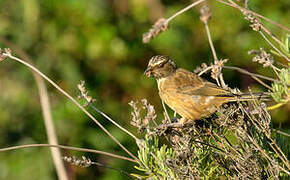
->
xmin=134 ymin=0 xmax=289 ymax=179
xmin=0 ymin=0 xmax=289 ymax=179
xmin=143 ymin=0 xmax=206 ymax=43
xmin=0 ymin=48 xmax=138 ymax=162
xmin=130 ymin=98 xmax=289 ymax=179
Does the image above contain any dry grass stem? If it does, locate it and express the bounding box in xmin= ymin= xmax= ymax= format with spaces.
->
xmin=258 ymin=32 xmax=290 ymax=62
xmin=215 ymin=0 xmax=290 ymax=32
xmin=63 ymin=156 xmax=135 ymax=178
xmin=143 ymin=0 xmax=205 ymax=43
xmin=0 ymin=144 xmax=136 ymax=162
xmin=2 ymin=51 xmax=138 ymax=161
xmin=0 ymin=36 xmax=68 ymax=180
xmin=78 ymin=81 xmax=139 ymax=141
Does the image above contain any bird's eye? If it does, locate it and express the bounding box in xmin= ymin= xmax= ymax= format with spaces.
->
xmin=158 ymin=61 xmax=166 ymax=68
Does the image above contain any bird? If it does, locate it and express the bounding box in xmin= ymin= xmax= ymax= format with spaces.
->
xmin=144 ymin=55 xmax=269 ymax=125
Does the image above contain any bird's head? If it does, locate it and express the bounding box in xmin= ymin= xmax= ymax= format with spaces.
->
xmin=144 ymin=55 xmax=177 ymax=79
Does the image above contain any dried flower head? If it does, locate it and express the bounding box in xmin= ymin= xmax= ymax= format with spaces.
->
xmin=63 ymin=156 xmax=92 ymax=168
xmin=194 ymin=62 xmax=211 ymax=74
xmin=129 ymin=99 xmax=157 ymax=134
xmin=199 ymin=5 xmax=212 ymax=24
xmin=242 ymin=11 xmax=261 ymax=31
xmin=143 ymin=18 xmax=168 ymax=43
xmin=211 ymin=59 xmax=228 ymax=79
xmin=248 ymin=48 xmax=274 ymax=67
xmin=0 ymin=48 xmax=10 ymax=62
xmin=129 ymin=100 xmax=142 ymax=131
xmin=141 ymin=99 xmax=157 ymax=126
xmin=77 ymin=81 xmax=96 ymax=107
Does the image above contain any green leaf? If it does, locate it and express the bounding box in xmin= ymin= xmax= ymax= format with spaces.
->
xmin=130 ymin=173 xmax=151 ymax=179
xmin=134 ymin=165 xmax=149 ymax=172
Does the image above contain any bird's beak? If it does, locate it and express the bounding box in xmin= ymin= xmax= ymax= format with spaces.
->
xmin=144 ymin=67 xmax=152 ymax=77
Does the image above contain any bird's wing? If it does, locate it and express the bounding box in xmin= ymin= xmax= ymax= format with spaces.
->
xmin=173 ymin=69 xmax=233 ymax=97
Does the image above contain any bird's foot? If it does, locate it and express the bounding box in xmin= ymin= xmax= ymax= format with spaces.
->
xmin=154 ymin=123 xmax=182 ymax=136
xmin=158 ymin=122 xmax=183 ymax=129
xmin=171 ymin=117 xmax=178 ymax=123
xmin=157 ymin=122 xmax=193 ymax=130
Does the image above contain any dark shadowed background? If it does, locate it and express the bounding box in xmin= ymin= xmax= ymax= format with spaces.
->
xmin=0 ymin=0 xmax=289 ymax=179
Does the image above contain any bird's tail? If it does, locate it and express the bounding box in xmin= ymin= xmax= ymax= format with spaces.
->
xmin=227 ymin=92 xmax=271 ymax=102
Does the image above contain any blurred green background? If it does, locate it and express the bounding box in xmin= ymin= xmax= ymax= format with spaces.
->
xmin=0 ymin=0 xmax=289 ymax=179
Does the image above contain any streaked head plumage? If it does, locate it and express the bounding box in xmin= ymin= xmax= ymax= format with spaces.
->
xmin=144 ymin=55 xmax=177 ymax=79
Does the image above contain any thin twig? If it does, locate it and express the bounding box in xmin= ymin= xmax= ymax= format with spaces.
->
xmin=204 ymin=22 xmax=218 ymax=61
xmin=198 ymin=66 xmax=213 ymax=76
xmin=143 ymin=0 xmax=206 ymax=43
xmin=223 ymin=66 xmax=275 ymax=90
xmin=259 ymin=31 xmax=290 ymax=62
xmin=267 ymin=142 xmax=290 ymax=170
xmin=223 ymin=0 xmax=289 ymax=62
xmin=215 ymin=0 xmax=290 ymax=32
xmin=162 ymin=100 xmax=170 ymax=122
xmin=3 ymin=53 xmax=138 ymax=161
xmin=244 ymin=100 xmax=289 ymax=167
xmin=228 ymin=0 xmax=286 ymax=48
xmin=223 ymin=66 xmax=278 ymax=82
xmin=0 ymin=36 xmax=68 ymax=180
xmin=215 ymin=77 xmax=221 ymax=86
xmin=267 ymin=137 xmax=290 ymax=168
xmin=219 ymin=74 xmax=227 ymax=88
xmin=260 ymin=26 xmax=284 ymax=47
xmin=0 ymin=144 xmax=136 ymax=163
xmin=273 ymin=129 xmax=290 ymax=138
xmin=212 ymin=131 xmax=244 ymax=157
xmin=205 ymin=25 xmax=222 ymax=87
xmin=192 ymin=139 xmax=226 ymax=153
xmin=198 ymin=64 xmax=273 ymax=89
xmin=86 ymin=100 xmax=139 ymax=141
xmin=200 ymin=6 xmax=228 ymax=88
xmin=246 ymin=133 xmax=290 ymax=175
xmin=243 ymin=108 xmax=290 ymax=173
xmin=165 ymin=0 xmax=205 ymax=24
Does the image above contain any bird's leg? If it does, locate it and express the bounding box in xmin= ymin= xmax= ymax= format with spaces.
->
xmin=157 ymin=122 xmax=184 ymax=129
xmin=179 ymin=117 xmax=190 ymax=125
xmin=174 ymin=111 xmax=177 ymax=117
xmin=157 ymin=118 xmax=191 ymax=130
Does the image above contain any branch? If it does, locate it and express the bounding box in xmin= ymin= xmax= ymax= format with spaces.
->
xmin=0 ymin=36 xmax=68 ymax=180
xmin=165 ymin=0 xmax=205 ymax=24
xmin=1 ymin=51 xmax=138 ymax=161
xmin=215 ymin=0 xmax=290 ymax=32
xmin=0 ymin=144 xmax=136 ymax=163
xmin=78 ymin=82 xmax=139 ymax=142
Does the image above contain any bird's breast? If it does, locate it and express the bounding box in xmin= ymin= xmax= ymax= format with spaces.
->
xmin=156 ymin=76 xmax=225 ymax=122
xmin=157 ymin=77 xmax=192 ymax=118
